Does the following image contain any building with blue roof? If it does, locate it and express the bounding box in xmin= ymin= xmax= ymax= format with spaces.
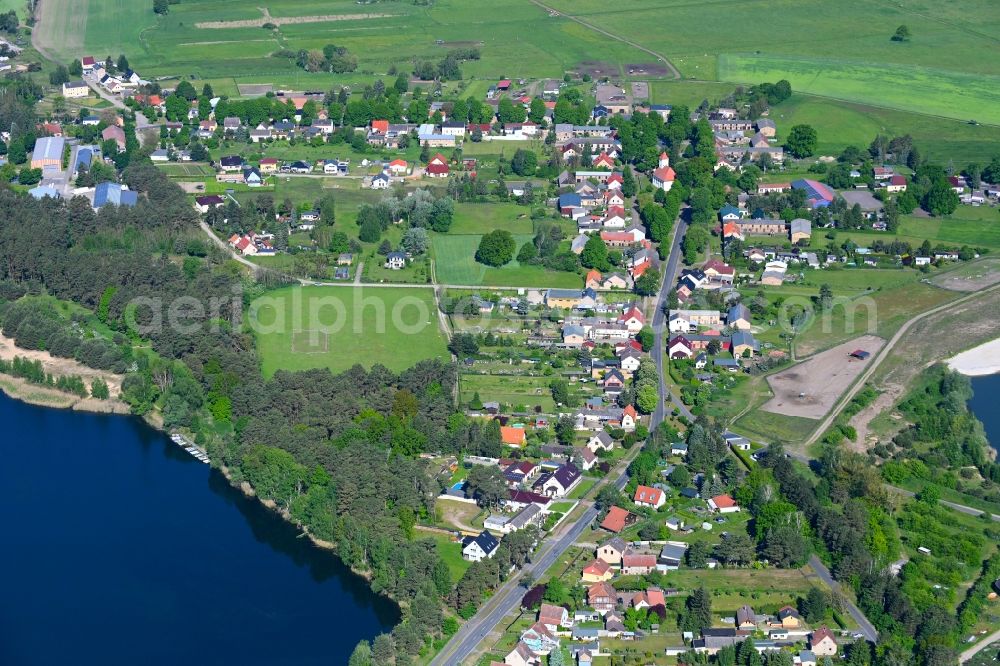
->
xmin=791 ymin=178 xmax=835 ymax=208
xmin=93 ymin=182 xmax=138 ymax=208
xmin=29 ymin=185 xmax=61 ymax=200
xmin=72 ymin=145 xmax=99 ymax=174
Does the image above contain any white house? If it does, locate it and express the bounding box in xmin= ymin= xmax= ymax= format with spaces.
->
xmin=461 ymin=530 xmax=500 ymax=562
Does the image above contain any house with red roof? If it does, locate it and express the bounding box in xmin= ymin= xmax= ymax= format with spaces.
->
xmin=587 ymin=582 xmax=616 ymax=613
xmin=497 ymin=79 xmax=511 ymax=90
xmin=621 ymin=551 xmax=657 ymax=575
xmin=81 ymin=56 xmax=97 ymax=72
xmin=592 ymin=153 xmax=615 ymax=170
xmin=606 ymin=172 xmax=624 ymax=189
xmin=722 ymin=222 xmax=744 ymax=241
xmin=703 ymin=259 xmax=735 ymax=284
xmin=621 ymin=404 xmax=637 ymax=431
xmin=809 ymin=627 xmax=838 ymax=656
xmin=651 ymin=165 xmax=676 ymax=192
xmin=371 ymin=119 xmax=389 ymax=134
xmin=634 ymin=485 xmax=666 ymax=509
xmin=600 ymin=506 xmax=631 ymax=533
xmin=581 ymin=558 xmax=613 ymax=583
xmin=388 ymin=158 xmax=409 ymax=175
xmin=585 ymin=269 xmax=602 ymax=290
xmin=708 ymin=494 xmax=740 ymax=513
xmin=425 ymin=153 xmax=450 ymax=178
xmin=618 ymin=306 xmax=645 ymax=332
xmin=501 ymin=426 xmax=527 ymax=447
xmin=669 ymin=336 xmax=694 ymax=359
xmin=884 ymin=175 xmax=907 ymax=193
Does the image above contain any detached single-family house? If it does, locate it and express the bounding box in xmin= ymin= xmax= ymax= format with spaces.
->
xmin=501 ymin=426 xmax=528 ymax=448
xmin=384 ymin=251 xmax=406 ymax=270
xmin=596 ymin=536 xmax=626 ymax=565
xmin=538 ymin=604 xmax=570 ymax=632
xmin=708 ymin=494 xmax=740 ymax=514
xmin=634 ymin=485 xmax=666 ymax=509
xmin=462 ymin=530 xmax=500 ymax=562
xmin=587 ymin=582 xmax=616 ymax=614
xmin=534 ymin=463 xmax=581 ymax=497
xmin=62 ymin=80 xmax=89 ymax=98
xmin=581 ymin=558 xmax=614 ymax=583
xmin=586 ymin=431 xmax=614 ymax=453
xmin=809 ymin=627 xmax=838 ymax=656
xmin=621 ymin=551 xmax=658 ymax=575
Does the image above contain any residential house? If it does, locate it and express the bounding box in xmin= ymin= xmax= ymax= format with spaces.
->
xmin=581 ymin=558 xmax=614 ymax=583
xmin=621 ymin=404 xmax=637 ymax=431
xmin=884 ymin=175 xmax=907 ymax=193
xmin=102 ymin=125 xmax=127 ymax=152
xmin=219 ymin=155 xmax=244 ymax=173
xmin=538 ymin=604 xmax=570 ymax=632
xmin=370 ymin=171 xmax=391 ymax=189
xmin=731 ymin=330 xmax=759 ymax=358
xmin=545 ymin=288 xmax=581 ymax=309
xmin=534 ymin=462 xmax=581 ymax=497
xmin=634 ymin=485 xmax=666 ymax=509
xmin=809 ymin=628 xmax=838 ymax=656
xmin=669 ymin=335 xmax=694 ymax=359
xmin=708 ymin=494 xmax=740 ymax=514
xmin=461 ymin=530 xmax=500 ymax=562
xmin=501 ymin=426 xmax=527 ymax=447
xmin=505 ymin=642 xmax=540 ymax=666
xmin=600 ymin=506 xmax=631 ymax=533
xmin=258 ymin=157 xmax=279 ymax=173
xmin=194 ymin=194 xmax=225 ymax=213
xmin=736 ymin=605 xmax=757 ymax=631
xmin=789 ymin=218 xmax=812 ymax=243
xmin=586 ymin=431 xmax=614 ymax=453
xmin=587 ymin=582 xmax=616 ymax=614
xmin=597 ymin=536 xmax=627 ymax=565
xmin=62 ymin=80 xmax=89 ymax=98
xmin=520 ymin=622 xmax=560 ymax=656
xmin=621 ymin=551 xmax=657 ymax=575
xmin=602 ymin=272 xmax=630 ymax=289
xmin=243 ymin=167 xmax=263 ymax=187
xmin=776 ymin=606 xmax=802 ymax=629
xmin=425 ymin=153 xmax=450 ymax=178
xmin=703 ymin=259 xmax=735 ymax=284
xmin=602 ymin=368 xmax=625 ymax=394
xmin=384 ymin=251 xmax=406 ymax=270
xmin=727 ymin=303 xmax=752 ymax=330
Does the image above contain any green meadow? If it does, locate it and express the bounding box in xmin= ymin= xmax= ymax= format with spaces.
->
xmin=432 ymin=234 xmax=582 ymax=288
xmin=717 ymin=54 xmax=1000 ymax=125
xmin=251 ymin=285 xmax=448 ymax=377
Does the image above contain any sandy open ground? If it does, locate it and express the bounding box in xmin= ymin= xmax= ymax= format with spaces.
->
xmin=0 ymin=332 xmax=128 ymax=411
xmin=762 ymin=335 xmax=885 ymax=419
xmin=947 ymin=337 xmax=1000 ymax=376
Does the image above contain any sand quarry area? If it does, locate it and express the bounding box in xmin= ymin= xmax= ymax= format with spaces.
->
xmin=762 ymin=335 xmax=885 ymax=420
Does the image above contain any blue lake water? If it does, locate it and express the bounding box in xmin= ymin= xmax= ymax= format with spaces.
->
xmin=0 ymin=393 xmax=398 ymax=665
xmin=968 ymin=373 xmax=1000 ymax=453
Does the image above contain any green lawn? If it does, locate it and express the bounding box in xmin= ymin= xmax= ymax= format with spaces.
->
xmin=251 ymin=285 xmax=449 ymax=377
xmin=449 ymin=203 xmax=537 ymax=236
xmin=649 ymin=80 xmax=738 ymax=109
xmin=459 ymin=373 xmax=556 ymax=412
xmin=718 ymin=53 xmax=1000 ymax=125
xmin=899 ymin=207 xmax=1000 ymax=249
xmin=425 ymin=532 xmax=471 ymax=584
xmin=433 ymin=233 xmax=583 ymax=288
xmin=734 ymin=408 xmax=818 ymax=446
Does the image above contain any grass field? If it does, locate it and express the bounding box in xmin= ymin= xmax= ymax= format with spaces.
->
xmin=734 ymin=408 xmax=818 ymax=446
xmin=718 ymin=54 xmax=1000 ymax=125
xmin=459 ymin=374 xmax=555 ymax=412
xmin=251 ymin=285 xmax=448 ymax=377
xmin=432 ymin=234 xmax=582 ymax=288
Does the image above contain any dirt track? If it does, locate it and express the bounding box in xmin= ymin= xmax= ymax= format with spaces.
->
xmin=196 ymin=12 xmax=391 ymax=29
xmin=762 ymin=335 xmax=885 ymax=419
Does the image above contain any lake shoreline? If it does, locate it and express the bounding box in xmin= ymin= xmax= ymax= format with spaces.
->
xmin=0 ymin=373 xmax=131 ymax=414
xmin=946 ymin=337 xmax=1000 ymax=377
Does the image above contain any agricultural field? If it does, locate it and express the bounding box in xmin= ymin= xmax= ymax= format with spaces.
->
xmin=250 ymin=285 xmax=448 ymax=377
xmin=33 ymin=0 xmax=651 ymax=83
xmin=717 ymin=54 xmax=1000 ymax=126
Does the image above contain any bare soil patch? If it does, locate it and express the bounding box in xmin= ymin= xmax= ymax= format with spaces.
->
xmin=847 ymin=383 xmax=904 ymax=451
xmin=577 ymin=60 xmax=616 ymax=78
xmin=237 ymin=83 xmax=273 ymax=97
xmin=628 ymin=62 xmax=670 ymax=77
xmin=761 ymin=334 xmax=885 ymax=419
xmin=931 ymin=257 xmax=1000 ymax=292
xmin=196 ymin=12 xmax=392 ymax=29
xmin=630 ymin=81 xmax=649 ymax=101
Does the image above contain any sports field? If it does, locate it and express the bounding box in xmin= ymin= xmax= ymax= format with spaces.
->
xmin=250 ymin=285 xmax=448 ymax=377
